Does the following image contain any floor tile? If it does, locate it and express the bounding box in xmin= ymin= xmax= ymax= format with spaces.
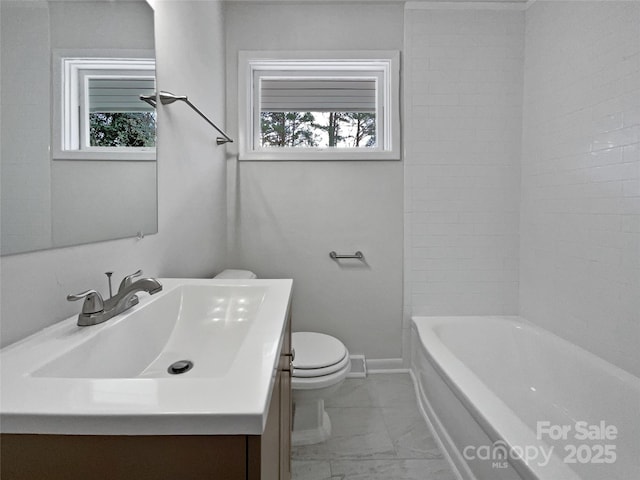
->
xmin=324 ymin=378 xmax=379 ymax=408
xmin=371 ymin=373 xmax=418 ymax=407
xmin=292 ymin=460 xmax=332 ymax=480
xmin=292 ymin=374 xmax=457 ymax=480
xmin=292 ymin=407 xmax=396 ymax=460
xmin=381 ymin=407 xmax=442 ymax=459
xmin=330 ymin=459 xmax=457 ymax=480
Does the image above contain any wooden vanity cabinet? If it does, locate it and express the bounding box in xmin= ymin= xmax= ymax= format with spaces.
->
xmin=0 ymin=315 xmax=293 ymax=480
xmin=248 ymin=313 xmax=292 ymax=480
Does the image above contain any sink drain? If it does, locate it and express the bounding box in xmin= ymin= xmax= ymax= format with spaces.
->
xmin=168 ymin=360 xmax=193 ymax=375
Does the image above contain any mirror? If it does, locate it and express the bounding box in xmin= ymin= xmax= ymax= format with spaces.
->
xmin=0 ymin=0 xmax=157 ymax=256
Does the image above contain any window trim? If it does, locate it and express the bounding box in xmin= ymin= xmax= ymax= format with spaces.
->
xmin=52 ymin=49 xmax=156 ymax=161
xmin=238 ymin=51 xmax=401 ymax=161
xmin=78 ymin=69 xmax=156 ymax=151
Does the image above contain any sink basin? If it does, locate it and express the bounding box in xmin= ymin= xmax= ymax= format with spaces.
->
xmin=1 ymin=278 xmax=292 ymax=436
xmin=33 ymin=284 xmax=266 ymax=379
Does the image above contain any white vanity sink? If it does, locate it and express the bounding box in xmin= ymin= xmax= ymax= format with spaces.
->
xmin=33 ymin=284 xmax=268 ymax=379
xmin=1 ymin=278 xmax=292 ymax=436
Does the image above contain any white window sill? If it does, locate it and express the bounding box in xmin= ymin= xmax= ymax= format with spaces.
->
xmin=239 ymin=150 xmax=400 ymax=162
xmin=53 ymin=150 xmax=156 ymax=162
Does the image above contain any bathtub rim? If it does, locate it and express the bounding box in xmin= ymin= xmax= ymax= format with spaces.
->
xmin=410 ymin=315 xmax=605 ymax=480
xmin=415 ymin=315 xmax=640 ymax=388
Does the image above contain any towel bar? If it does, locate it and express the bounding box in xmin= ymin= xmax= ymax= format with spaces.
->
xmin=329 ymin=251 xmax=364 ymax=260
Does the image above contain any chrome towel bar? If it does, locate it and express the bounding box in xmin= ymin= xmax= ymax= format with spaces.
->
xmin=329 ymin=251 xmax=364 ymax=260
xmin=140 ymin=91 xmax=233 ymax=146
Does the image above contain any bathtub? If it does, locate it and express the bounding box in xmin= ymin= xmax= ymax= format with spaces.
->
xmin=411 ymin=316 xmax=640 ymax=480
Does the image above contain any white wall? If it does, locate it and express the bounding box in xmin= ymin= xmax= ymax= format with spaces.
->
xmin=521 ymin=1 xmax=640 ymax=376
xmin=1 ymin=1 xmax=157 ymax=256
xmin=51 ymin=162 xmax=157 ymax=246
xmin=4 ymin=0 xmax=637 ymax=378
xmin=225 ymin=2 xmax=405 ymax=362
xmin=48 ymin=1 xmax=158 ymax=249
xmin=404 ymin=5 xmax=524 ymax=337
xmin=1 ymin=1 xmax=52 ymax=254
xmin=0 ymin=0 xmax=228 ymax=347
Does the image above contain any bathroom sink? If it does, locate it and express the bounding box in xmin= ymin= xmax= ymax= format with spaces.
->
xmin=32 ymin=284 xmax=267 ymax=379
xmin=0 ymin=278 xmax=292 ymax=436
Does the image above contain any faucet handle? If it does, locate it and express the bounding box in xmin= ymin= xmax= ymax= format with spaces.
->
xmin=118 ymin=269 xmax=142 ymax=293
xmin=67 ymin=290 xmax=104 ymax=314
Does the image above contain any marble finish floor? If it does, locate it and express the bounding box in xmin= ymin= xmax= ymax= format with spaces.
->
xmin=292 ymin=373 xmax=457 ymax=480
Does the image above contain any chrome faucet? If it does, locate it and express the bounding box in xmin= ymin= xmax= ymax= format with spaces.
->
xmin=67 ymin=270 xmax=163 ymax=326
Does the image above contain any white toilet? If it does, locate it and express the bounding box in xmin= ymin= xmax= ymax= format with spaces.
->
xmin=290 ymin=331 xmax=350 ymax=445
xmin=213 ymin=269 xmax=351 ymax=446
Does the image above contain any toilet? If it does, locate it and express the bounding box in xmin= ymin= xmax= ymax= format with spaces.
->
xmin=213 ymin=269 xmax=351 ymax=446
xmin=290 ymin=331 xmax=350 ymax=445
xmin=213 ymin=269 xmax=258 ymax=280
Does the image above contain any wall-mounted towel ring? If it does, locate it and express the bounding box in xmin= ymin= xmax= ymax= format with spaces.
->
xmin=330 ymin=251 xmax=364 ymax=260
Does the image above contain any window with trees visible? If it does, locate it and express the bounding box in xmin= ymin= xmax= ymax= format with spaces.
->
xmin=59 ymin=57 xmax=156 ymax=157
xmin=239 ymin=52 xmax=400 ymax=160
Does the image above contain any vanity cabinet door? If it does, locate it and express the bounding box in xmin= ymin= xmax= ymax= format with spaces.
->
xmin=279 ymin=368 xmax=292 ymax=479
xmin=0 ymin=434 xmax=248 ymax=480
xmin=279 ymin=314 xmax=292 ymax=480
xmin=248 ymin=372 xmax=282 ymax=480
xmin=248 ymin=312 xmax=292 ymax=480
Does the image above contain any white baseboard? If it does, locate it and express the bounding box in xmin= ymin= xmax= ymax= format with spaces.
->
xmin=346 ymin=357 xmax=408 ymax=377
xmin=366 ymin=357 xmax=407 ymax=373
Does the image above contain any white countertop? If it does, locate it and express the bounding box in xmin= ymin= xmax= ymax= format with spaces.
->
xmin=0 ymin=278 xmax=293 ymax=436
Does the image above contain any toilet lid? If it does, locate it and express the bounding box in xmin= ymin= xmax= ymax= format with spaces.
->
xmin=292 ymin=332 xmax=348 ymax=370
xmin=293 ymin=352 xmax=350 ymax=378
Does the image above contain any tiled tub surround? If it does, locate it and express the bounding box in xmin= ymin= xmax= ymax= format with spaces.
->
xmin=292 ymin=373 xmax=456 ymax=480
xmin=403 ymin=1 xmax=639 ymax=377
xmin=403 ymin=5 xmax=525 ymax=365
xmin=520 ymin=1 xmax=640 ymax=377
xmin=412 ymin=316 xmax=640 ymax=480
xmin=404 ymin=6 xmax=524 ymax=317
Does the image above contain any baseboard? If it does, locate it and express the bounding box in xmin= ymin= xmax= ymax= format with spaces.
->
xmin=366 ymin=357 xmax=406 ymax=373
xmin=347 ymin=357 xmax=408 ymax=377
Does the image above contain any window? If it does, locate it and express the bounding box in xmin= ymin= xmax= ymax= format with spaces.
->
xmin=57 ymin=57 xmax=156 ymax=160
xmin=239 ymin=51 xmax=400 ymax=160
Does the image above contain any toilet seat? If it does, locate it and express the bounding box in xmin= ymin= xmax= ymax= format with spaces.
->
xmin=292 ymin=332 xmax=348 ymax=378
xmin=292 ymin=359 xmax=351 ymax=390
xmin=293 ymin=353 xmax=350 ymax=378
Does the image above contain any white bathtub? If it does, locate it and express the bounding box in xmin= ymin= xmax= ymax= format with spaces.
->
xmin=411 ymin=316 xmax=640 ymax=480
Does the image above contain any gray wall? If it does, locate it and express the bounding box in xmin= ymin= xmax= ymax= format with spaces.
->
xmin=0 ymin=1 xmax=157 ymax=256
xmin=49 ymin=1 xmax=157 ymax=249
xmin=0 ymin=0 xmax=229 ymax=347
xmin=225 ymin=2 xmax=405 ymax=362
xmin=1 ymin=1 xmax=52 ymax=253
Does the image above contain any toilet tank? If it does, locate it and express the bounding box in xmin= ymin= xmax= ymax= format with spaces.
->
xmin=213 ymin=269 xmax=257 ymax=280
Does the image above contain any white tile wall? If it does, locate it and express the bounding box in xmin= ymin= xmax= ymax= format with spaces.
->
xmin=521 ymin=1 xmax=640 ymax=376
xmin=404 ymin=6 xmax=525 ymax=361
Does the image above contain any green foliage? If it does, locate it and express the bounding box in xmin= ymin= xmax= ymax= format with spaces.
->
xmin=348 ymin=113 xmax=376 ymax=147
xmin=261 ymin=112 xmax=318 ymax=147
xmin=312 ymin=112 xmax=347 ymax=147
xmin=261 ymin=111 xmax=375 ymax=148
xmin=89 ymin=112 xmax=156 ymax=147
